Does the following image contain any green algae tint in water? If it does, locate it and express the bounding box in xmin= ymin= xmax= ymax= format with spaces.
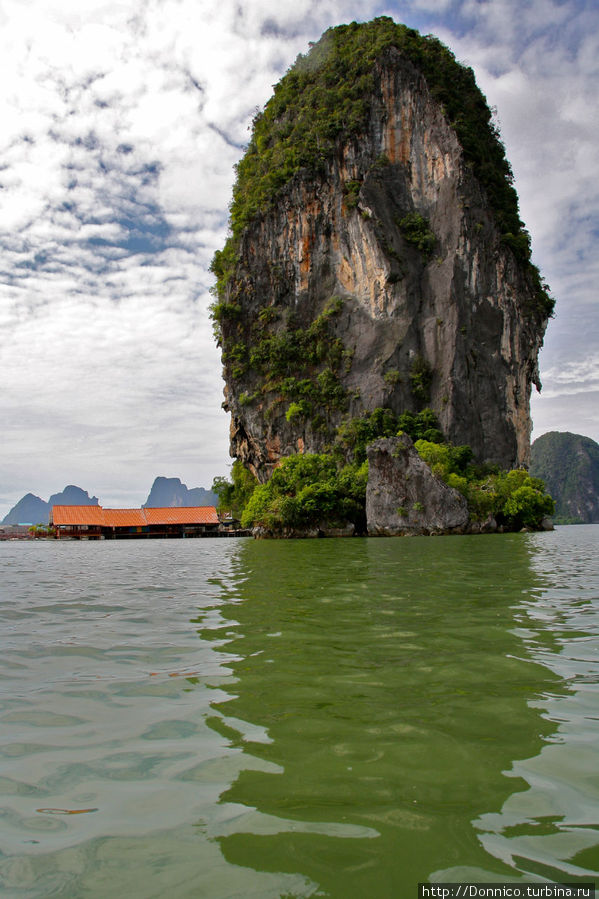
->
xmin=196 ymin=532 xmax=599 ymax=895
xmin=0 ymin=529 xmax=598 ymax=897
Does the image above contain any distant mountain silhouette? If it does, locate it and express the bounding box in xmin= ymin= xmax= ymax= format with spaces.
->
xmin=2 ymin=485 xmax=99 ymax=525
xmin=48 ymin=485 xmax=99 ymax=508
xmin=2 ymin=493 xmax=49 ymax=525
xmin=143 ymin=477 xmax=217 ymax=508
xmin=2 ymin=479 xmax=217 ymax=524
xmin=530 ymin=431 xmax=599 ymax=524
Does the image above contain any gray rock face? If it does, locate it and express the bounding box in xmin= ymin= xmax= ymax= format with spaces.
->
xmin=366 ymin=435 xmax=469 ymax=535
xmin=253 ymin=523 xmax=355 ymax=539
xmin=221 ymin=50 xmax=549 ymax=481
xmin=143 ymin=477 xmax=217 ymax=508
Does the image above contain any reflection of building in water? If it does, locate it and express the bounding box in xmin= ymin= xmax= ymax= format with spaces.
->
xmin=193 ymin=536 xmax=576 ymax=894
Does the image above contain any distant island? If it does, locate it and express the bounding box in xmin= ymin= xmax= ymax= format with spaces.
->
xmin=143 ymin=477 xmax=217 ymax=510
xmin=2 ymin=485 xmax=99 ymax=526
xmin=1 ymin=477 xmax=218 ymax=526
xmin=530 ymin=432 xmax=599 ymax=524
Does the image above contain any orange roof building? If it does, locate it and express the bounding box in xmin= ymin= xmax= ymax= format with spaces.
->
xmin=102 ymin=509 xmax=148 ymax=528
xmin=143 ymin=507 xmax=219 ymax=526
xmin=52 ymin=505 xmax=106 ymax=527
xmin=50 ymin=505 xmax=220 ymax=539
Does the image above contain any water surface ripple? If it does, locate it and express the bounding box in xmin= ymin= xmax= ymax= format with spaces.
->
xmin=0 ymin=529 xmax=597 ymax=896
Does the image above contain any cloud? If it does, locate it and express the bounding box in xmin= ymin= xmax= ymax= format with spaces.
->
xmin=1 ymin=0 xmax=598 ymax=514
xmin=531 ymin=387 xmax=599 ymax=448
xmin=1 ymin=0 xmax=378 ymax=511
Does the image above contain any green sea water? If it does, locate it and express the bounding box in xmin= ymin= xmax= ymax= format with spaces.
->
xmin=0 ymin=528 xmax=598 ymax=897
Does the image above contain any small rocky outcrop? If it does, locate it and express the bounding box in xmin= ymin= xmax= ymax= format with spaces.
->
xmin=366 ymin=435 xmax=469 ymax=535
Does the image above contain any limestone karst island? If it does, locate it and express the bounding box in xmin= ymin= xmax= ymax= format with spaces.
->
xmin=213 ymin=18 xmax=555 ymax=537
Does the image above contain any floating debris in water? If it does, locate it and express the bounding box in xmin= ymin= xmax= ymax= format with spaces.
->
xmin=149 ymin=670 xmax=201 ymax=677
xmin=36 ymin=808 xmax=98 ymax=815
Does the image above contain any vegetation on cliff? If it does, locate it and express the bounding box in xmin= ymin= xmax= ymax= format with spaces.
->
xmin=530 ymin=431 xmax=599 ymax=524
xmin=214 ymin=408 xmax=554 ymax=534
xmin=211 ymin=16 xmax=552 ymax=316
xmin=415 ymin=439 xmax=554 ymax=529
xmin=212 ymin=461 xmax=258 ymax=520
xmin=240 ymin=455 xmax=368 ymax=533
xmin=213 ymin=293 xmax=351 ymax=432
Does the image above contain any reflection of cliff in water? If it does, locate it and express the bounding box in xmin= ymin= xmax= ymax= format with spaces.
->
xmin=193 ymin=536 xmax=565 ymax=895
xmin=467 ymin=528 xmax=599 ymax=884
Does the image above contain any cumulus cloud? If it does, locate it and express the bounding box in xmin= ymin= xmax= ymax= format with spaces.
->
xmin=0 ymin=0 xmax=375 ymax=511
xmin=0 ymin=0 xmax=597 ymax=514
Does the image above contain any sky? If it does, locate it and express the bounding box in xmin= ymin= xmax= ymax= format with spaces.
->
xmin=1 ymin=0 xmax=597 ymax=515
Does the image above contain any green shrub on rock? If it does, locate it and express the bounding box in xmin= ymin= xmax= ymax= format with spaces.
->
xmin=398 ymin=212 xmax=436 ymax=257
xmin=212 ymin=461 xmax=258 ymax=519
xmin=241 ymin=454 xmax=368 ymax=533
xmin=495 ymin=469 xmax=555 ymax=528
xmin=414 ymin=440 xmax=554 ymax=528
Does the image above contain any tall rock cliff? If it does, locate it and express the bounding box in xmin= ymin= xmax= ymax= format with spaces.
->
xmin=212 ymin=19 xmax=552 ymax=482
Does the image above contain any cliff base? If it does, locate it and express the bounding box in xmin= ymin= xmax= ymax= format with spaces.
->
xmin=366 ymin=436 xmax=469 ymax=535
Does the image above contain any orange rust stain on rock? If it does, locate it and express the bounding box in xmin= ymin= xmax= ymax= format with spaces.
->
xmin=300 ymin=233 xmax=311 ymax=277
xmin=398 ymin=107 xmax=412 ymax=166
xmin=382 ymin=81 xmax=396 ymax=163
xmin=381 ymin=76 xmax=400 ymax=165
xmin=381 ymin=73 xmax=413 ymax=167
xmin=266 ymin=436 xmax=281 ymax=462
xmin=331 ymin=229 xmax=340 ymax=257
xmin=297 ymin=437 xmax=305 ymax=454
xmin=386 ymin=124 xmax=397 ymax=163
